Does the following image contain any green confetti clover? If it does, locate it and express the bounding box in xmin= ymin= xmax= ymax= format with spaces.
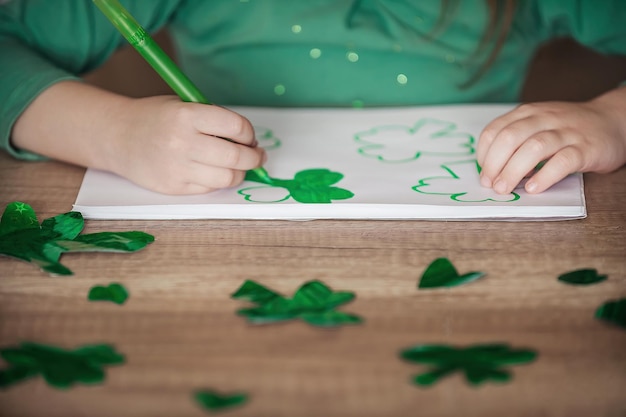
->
xmin=558 ymin=268 xmax=607 ymax=285
xmin=88 ymin=283 xmax=129 ymax=305
xmin=400 ymin=343 xmax=538 ymax=386
xmin=595 ymin=298 xmax=626 ymax=330
xmin=354 ymin=118 xmax=475 ymax=163
xmin=0 ymin=342 xmax=125 ymax=389
xmin=239 ymin=169 xmax=354 ymax=203
xmin=418 ymin=258 xmax=486 ymax=289
xmin=0 ymin=201 xmax=154 ymax=275
xmin=231 ymin=280 xmax=363 ymax=327
xmin=413 ymin=160 xmax=520 ymax=203
xmin=194 ymin=389 xmax=249 ymax=412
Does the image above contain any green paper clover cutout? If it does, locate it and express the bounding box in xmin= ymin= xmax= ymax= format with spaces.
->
xmin=354 ymin=118 xmax=475 ymax=163
xmin=595 ymin=298 xmax=626 ymax=330
xmin=558 ymin=268 xmax=607 ymax=285
xmin=0 ymin=342 xmax=125 ymax=389
xmin=194 ymin=389 xmax=249 ymax=412
xmin=239 ymin=169 xmax=354 ymax=203
xmin=254 ymin=126 xmax=282 ymax=150
xmin=0 ymin=201 xmax=154 ymax=275
xmin=412 ymin=160 xmax=520 ymax=202
xmin=400 ymin=343 xmax=537 ymax=386
xmin=418 ymin=258 xmax=486 ymax=289
xmin=88 ymin=283 xmax=129 ymax=305
xmin=231 ymin=279 xmax=363 ymax=327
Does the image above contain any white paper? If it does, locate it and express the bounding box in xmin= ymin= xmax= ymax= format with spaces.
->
xmin=74 ymin=104 xmax=586 ymax=221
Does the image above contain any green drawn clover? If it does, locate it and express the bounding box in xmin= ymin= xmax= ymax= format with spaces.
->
xmin=400 ymin=343 xmax=537 ymax=387
xmin=355 ymin=118 xmax=475 ymax=163
xmin=238 ymin=169 xmax=354 ymax=203
xmin=0 ymin=342 xmax=125 ymax=389
xmin=412 ymin=159 xmax=520 ymax=202
xmin=231 ymin=279 xmax=363 ymax=327
xmin=0 ymin=201 xmax=154 ymax=275
xmin=254 ymin=126 xmax=282 ymax=150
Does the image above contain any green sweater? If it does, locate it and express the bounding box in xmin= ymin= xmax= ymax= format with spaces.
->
xmin=1 ymin=0 xmax=625 ymax=160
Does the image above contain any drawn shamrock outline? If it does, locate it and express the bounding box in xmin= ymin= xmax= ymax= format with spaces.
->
xmin=238 ymin=168 xmax=355 ymax=204
xmin=354 ymin=118 xmax=475 ymax=163
xmin=412 ymin=159 xmax=520 ymax=203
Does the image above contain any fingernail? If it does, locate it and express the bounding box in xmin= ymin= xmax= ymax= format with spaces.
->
xmin=480 ymin=174 xmax=492 ymax=188
xmin=526 ymin=181 xmax=537 ymax=193
xmin=493 ymin=179 xmax=507 ymax=194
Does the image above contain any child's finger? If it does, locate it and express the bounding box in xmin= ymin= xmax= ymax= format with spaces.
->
xmin=491 ymin=130 xmax=566 ymax=194
xmin=477 ymin=105 xmax=537 ymax=164
xmin=479 ymin=116 xmax=545 ymax=187
xmin=190 ymin=135 xmax=266 ymax=170
xmin=191 ymin=105 xmax=256 ymax=146
xmin=524 ymin=146 xmax=585 ymax=194
xmin=186 ymin=161 xmax=247 ymax=190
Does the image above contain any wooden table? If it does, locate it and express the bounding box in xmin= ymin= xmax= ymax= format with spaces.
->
xmin=1 ymin=152 xmax=625 ymax=417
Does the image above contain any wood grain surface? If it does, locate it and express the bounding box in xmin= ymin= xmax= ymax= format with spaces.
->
xmin=1 ymin=152 xmax=625 ymax=417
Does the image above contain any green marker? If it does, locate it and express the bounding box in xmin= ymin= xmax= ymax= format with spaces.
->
xmin=92 ymin=0 xmax=271 ymax=183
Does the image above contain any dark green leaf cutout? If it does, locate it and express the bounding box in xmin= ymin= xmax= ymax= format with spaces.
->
xmin=0 ymin=201 xmax=39 ymax=236
xmin=88 ymin=283 xmax=129 ymax=305
xmin=194 ymin=389 xmax=248 ymax=412
xmin=558 ymin=268 xmax=607 ymax=285
xmin=0 ymin=201 xmax=154 ymax=275
xmin=400 ymin=343 xmax=537 ymax=387
xmin=232 ymin=280 xmax=362 ymax=327
xmin=595 ymin=298 xmax=626 ymax=330
xmin=240 ymin=168 xmax=354 ymax=203
xmin=0 ymin=342 xmax=124 ymax=389
xmin=418 ymin=258 xmax=485 ymax=289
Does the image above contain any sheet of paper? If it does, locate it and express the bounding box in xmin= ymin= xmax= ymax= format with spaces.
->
xmin=74 ymin=104 xmax=586 ymax=221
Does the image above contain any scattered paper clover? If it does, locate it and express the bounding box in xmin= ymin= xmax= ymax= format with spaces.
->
xmin=418 ymin=258 xmax=486 ymax=289
xmin=88 ymin=283 xmax=129 ymax=305
xmin=254 ymin=126 xmax=282 ymax=150
xmin=558 ymin=268 xmax=607 ymax=285
xmin=354 ymin=118 xmax=474 ymax=163
xmin=399 ymin=343 xmax=538 ymax=387
xmin=413 ymin=160 xmax=520 ymax=202
xmin=194 ymin=389 xmax=249 ymax=413
xmin=0 ymin=342 xmax=125 ymax=389
xmin=0 ymin=201 xmax=154 ymax=275
xmin=595 ymin=298 xmax=626 ymax=330
xmin=239 ymin=169 xmax=354 ymax=203
xmin=231 ymin=279 xmax=363 ymax=327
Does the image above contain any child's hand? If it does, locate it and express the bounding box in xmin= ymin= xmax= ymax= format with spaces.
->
xmin=12 ymin=81 xmax=266 ymax=195
xmin=477 ymin=87 xmax=626 ymax=194
xmin=110 ymin=96 xmax=266 ymax=195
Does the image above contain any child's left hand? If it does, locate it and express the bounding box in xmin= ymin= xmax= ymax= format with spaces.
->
xmin=477 ymin=87 xmax=626 ymax=194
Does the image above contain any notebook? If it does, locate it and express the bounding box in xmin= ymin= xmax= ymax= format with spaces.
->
xmin=73 ymin=104 xmax=586 ymax=221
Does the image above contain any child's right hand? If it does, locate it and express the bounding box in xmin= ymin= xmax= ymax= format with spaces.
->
xmin=108 ymin=95 xmax=266 ymax=195
xmin=11 ymin=81 xmax=266 ymax=195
